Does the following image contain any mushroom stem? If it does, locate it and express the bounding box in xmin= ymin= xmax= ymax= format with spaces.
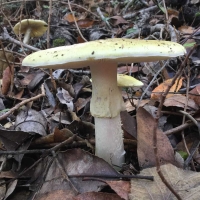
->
xmin=90 ymin=62 xmax=125 ymax=167
xmin=95 ymin=116 xmax=125 ymax=168
xmin=23 ymin=28 xmax=32 ymax=44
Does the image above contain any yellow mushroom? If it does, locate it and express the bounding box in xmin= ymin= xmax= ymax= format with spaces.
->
xmin=22 ymin=38 xmax=186 ymax=168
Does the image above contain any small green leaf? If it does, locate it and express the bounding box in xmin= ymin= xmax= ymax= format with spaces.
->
xmin=0 ymin=109 xmax=10 ymax=113
xmin=195 ymin=12 xmax=200 ymax=17
xmin=126 ymin=28 xmax=137 ymax=35
xmin=177 ymin=151 xmax=188 ymax=160
xmin=159 ymin=6 xmax=166 ymax=14
xmin=183 ymin=42 xmax=196 ymax=48
xmin=43 ymin=5 xmax=49 ymax=9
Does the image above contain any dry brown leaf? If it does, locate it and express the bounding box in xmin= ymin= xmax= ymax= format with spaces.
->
xmin=77 ymin=19 xmax=94 ymax=28
xmin=136 ymin=107 xmax=178 ymax=168
xmin=125 ymin=99 xmax=149 ymax=112
xmin=1 ymin=66 xmax=11 ymax=95
xmin=74 ymin=192 xmax=123 ymax=200
xmin=129 ymin=164 xmax=200 ymax=200
xmin=151 ymin=77 xmax=183 ymax=100
xmin=64 ymin=13 xmax=78 ymax=23
xmin=178 ymin=25 xmax=195 ymax=35
xmin=74 ymin=97 xmax=91 ymax=112
xmin=164 ymin=94 xmax=199 ymax=110
xmin=32 ymin=149 xmax=119 ymax=199
xmin=167 ymin=8 xmax=179 ymax=16
xmin=0 ymin=50 xmax=14 ymax=78
xmin=32 ymin=133 xmax=54 ymax=145
xmin=54 ymin=127 xmax=73 ymax=142
xmin=121 ymin=110 xmax=137 ymax=140
xmin=109 ymin=16 xmax=128 ymax=26
xmin=189 ymin=85 xmax=200 ymax=106
xmin=105 ymin=180 xmax=130 ymax=200
xmin=35 ymin=190 xmax=74 ymax=200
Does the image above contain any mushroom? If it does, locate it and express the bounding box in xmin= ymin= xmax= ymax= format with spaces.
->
xmin=22 ymin=38 xmax=186 ymax=168
xmin=117 ymin=74 xmax=143 ymax=87
xmin=90 ymin=74 xmax=144 ymax=87
xmin=13 ymin=19 xmax=48 ymax=44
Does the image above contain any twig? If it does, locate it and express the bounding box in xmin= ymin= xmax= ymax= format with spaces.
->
xmin=0 ymin=149 xmax=48 ymax=155
xmin=47 ymin=0 xmax=57 ymax=91
xmin=162 ymin=0 xmax=169 ymax=30
xmin=97 ymin=7 xmax=112 ymax=30
xmin=179 ymin=110 xmax=200 ymax=135
xmin=61 ymin=2 xmax=99 ymax=19
xmin=164 ymin=122 xmax=193 ymax=136
xmin=47 ymin=0 xmax=52 ymax=49
xmin=0 ymin=27 xmax=40 ymax=51
xmin=184 ymin=140 xmax=200 ymax=169
xmin=137 ymin=61 xmax=168 ymax=109
xmin=70 ymin=174 xmax=154 ymax=181
xmin=67 ymin=0 xmax=87 ymax=42
xmin=179 ymin=62 xmax=196 ymax=170
xmin=0 ymin=84 xmax=45 ymax=121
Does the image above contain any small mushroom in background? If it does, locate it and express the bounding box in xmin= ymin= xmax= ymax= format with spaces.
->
xmin=117 ymin=74 xmax=143 ymax=87
xmin=22 ymin=38 xmax=186 ymax=169
xmin=13 ymin=19 xmax=48 ymax=44
xmin=90 ymin=74 xmax=144 ymax=87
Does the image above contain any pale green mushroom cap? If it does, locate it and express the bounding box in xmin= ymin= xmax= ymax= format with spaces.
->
xmin=22 ymin=39 xmax=186 ymax=68
xmin=90 ymin=74 xmax=144 ymax=87
xmin=117 ymin=74 xmax=143 ymax=87
xmin=22 ymin=38 xmax=186 ymax=118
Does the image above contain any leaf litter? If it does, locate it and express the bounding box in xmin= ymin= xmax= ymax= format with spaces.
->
xmin=0 ymin=0 xmax=200 ymax=199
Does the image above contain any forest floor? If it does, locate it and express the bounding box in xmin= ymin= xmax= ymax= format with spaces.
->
xmin=0 ymin=1 xmax=200 ymax=199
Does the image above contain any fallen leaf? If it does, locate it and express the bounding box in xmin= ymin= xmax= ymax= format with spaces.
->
xmin=15 ymin=107 xmax=47 ymax=136
xmin=129 ymin=164 xmax=200 ymax=200
xmin=136 ymin=107 xmax=178 ymax=168
xmin=105 ymin=180 xmax=130 ymax=200
xmin=1 ymin=66 xmax=11 ymax=95
xmin=189 ymin=85 xmax=200 ymax=106
xmin=109 ymin=16 xmax=128 ymax=26
xmin=121 ymin=110 xmax=137 ymax=140
xmin=151 ymin=77 xmax=183 ymax=100
xmin=164 ymin=94 xmax=199 ymax=110
xmin=64 ymin=13 xmax=78 ymax=23
xmin=77 ymin=19 xmax=94 ymax=28
xmin=32 ymin=149 xmax=119 ymax=199
xmin=74 ymin=192 xmax=123 ymax=200
xmin=178 ymin=25 xmax=195 ymax=35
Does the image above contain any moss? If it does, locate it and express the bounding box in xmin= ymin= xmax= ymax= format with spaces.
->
xmin=53 ymin=38 xmax=66 ymax=47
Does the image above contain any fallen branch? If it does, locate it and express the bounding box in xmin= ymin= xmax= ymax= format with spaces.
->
xmin=0 ymin=27 xmax=40 ymax=52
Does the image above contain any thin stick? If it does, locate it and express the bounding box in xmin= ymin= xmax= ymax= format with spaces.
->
xmin=0 ymin=27 xmax=40 ymax=51
xmin=47 ymin=0 xmax=57 ymax=91
xmin=137 ymin=61 xmax=168 ymax=109
xmin=164 ymin=122 xmax=193 ymax=136
xmin=61 ymin=2 xmax=99 ymax=19
xmin=67 ymin=0 xmax=87 ymax=42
